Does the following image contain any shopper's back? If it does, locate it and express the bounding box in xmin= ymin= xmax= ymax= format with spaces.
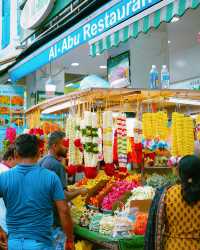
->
xmin=0 ymin=134 xmax=66 ymax=250
xmin=0 ymin=165 xmax=62 ymax=245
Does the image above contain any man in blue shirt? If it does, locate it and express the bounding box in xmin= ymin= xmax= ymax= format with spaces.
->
xmin=0 ymin=134 xmax=74 ymax=250
xmin=39 ymin=131 xmax=87 ymax=250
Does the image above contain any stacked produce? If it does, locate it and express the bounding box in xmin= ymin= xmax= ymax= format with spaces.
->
xmin=146 ymin=173 xmax=178 ymax=188
xmin=71 ymin=207 xmax=86 ymax=225
xmin=116 ymin=114 xmax=127 ymax=171
xmin=127 ymin=186 xmax=155 ymax=201
xmin=112 ymin=216 xmax=132 ymax=237
xmin=89 ymin=213 xmax=104 ymax=232
xmin=102 ymin=180 xmax=138 ymax=211
xmin=133 ymin=213 xmax=148 ymax=235
xmin=71 ymin=195 xmax=86 ymax=209
xmin=142 ymin=112 xmax=168 ymax=140
xmin=171 ymin=112 xmax=194 ymax=156
xmin=80 ymin=209 xmax=97 ymax=227
xmin=88 ymin=180 xmax=115 ymax=208
xmin=99 ymin=216 xmax=116 ymax=235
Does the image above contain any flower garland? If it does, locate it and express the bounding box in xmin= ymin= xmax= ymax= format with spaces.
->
xmin=171 ymin=112 xmax=194 ymax=156
xmin=103 ymin=111 xmax=113 ymax=163
xmin=195 ymin=115 xmax=200 ymax=140
xmin=81 ymin=111 xmax=99 ymax=179
xmin=116 ymin=113 xmax=127 ymax=172
xmin=28 ymin=128 xmax=45 ymax=155
xmin=142 ymin=112 xmax=168 ymax=140
xmin=66 ymin=116 xmax=83 ymax=175
xmin=103 ymin=111 xmax=114 ymax=176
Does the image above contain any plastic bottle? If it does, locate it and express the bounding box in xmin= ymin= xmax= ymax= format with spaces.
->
xmin=149 ymin=65 xmax=159 ymax=89
xmin=161 ymin=65 xmax=170 ymax=89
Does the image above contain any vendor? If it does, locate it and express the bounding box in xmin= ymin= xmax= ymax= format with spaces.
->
xmin=39 ymin=131 xmax=87 ymax=249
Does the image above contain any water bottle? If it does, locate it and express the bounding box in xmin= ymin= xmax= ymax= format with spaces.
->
xmin=161 ymin=65 xmax=170 ymax=89
xmin=149 ymin=65 xmax=159 ymax=89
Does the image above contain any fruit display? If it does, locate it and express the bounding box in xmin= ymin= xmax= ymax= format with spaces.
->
xmin=101 ymin=180 xmax=139 ymax=211
xmin=112 ymin=216 xmax=132 ymax=237
xmin=132 ymin=213 xmax=148 ymax=235
xmin=171 ymin=112 xmax=194 ymax=156
xmin=88 ymin=180 xmax=115 ymax=208
xmin=142 ymin=112 xmax=168 ymax=140
xmin=71 ymin=207 xmax=86 ymax=224
xmin=71 ymin=195 xmax=86 ymax=209
xmin=99 ymin=216 xmax=116 ymax=235
xmin=126 ymin=186 xmax=155 ymax=203
xmin=89 ymin=213 xmax=104 ymax=232
xmin=145 ymin=173 xmax=178 ymax=188
xmin=79 ymin=209 xmax=97 ymax=227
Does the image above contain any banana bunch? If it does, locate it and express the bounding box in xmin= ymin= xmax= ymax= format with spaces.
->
xmin=171 ymin=113 xmax=194 ymax=156
xmin=142 ymin=112 xmax=168 ymax=140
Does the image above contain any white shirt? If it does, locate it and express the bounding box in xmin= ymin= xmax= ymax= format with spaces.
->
xmin=0 ymin=163 xmax=9 ymax=232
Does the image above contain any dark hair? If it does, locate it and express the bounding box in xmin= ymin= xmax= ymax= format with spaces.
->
xmin=2 ymin=145 xmax=15 ymax=161
xmin=15 ymin=134 xmax=39 ymax=158
xmin=179 ymin=155 xmax=200 ymax=204
xmin=48 ymin=131 xmax=65 ymax=149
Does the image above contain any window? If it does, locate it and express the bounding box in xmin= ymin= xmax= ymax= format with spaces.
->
xmin=2 ymin=0 xmax=10 ymax=49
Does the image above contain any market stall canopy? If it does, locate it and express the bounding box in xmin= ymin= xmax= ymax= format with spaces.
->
xmin=25 ymin=88 xmax=200 ymax=115
xmin=89 ymin=0 xmax=200 ymax=56
xmin=80 ymin=75 xmax=110 ymax=90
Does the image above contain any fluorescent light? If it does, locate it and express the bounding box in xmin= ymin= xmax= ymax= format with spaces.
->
xmin=168 ymin=98 xmax=200 ymax=106
xmin=42 ymin=100 xmax=85 ymax=114
xmin=71 ymin=63 xmax=79 ymax=67
xmin=171 ymin=16 xmax=180 ymax=23
xmin=99 ymin=65 xmax=107 ymax=69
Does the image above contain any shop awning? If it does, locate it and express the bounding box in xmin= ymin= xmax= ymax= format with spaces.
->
xmin=89 ymin=0 xmax=200 ymax=57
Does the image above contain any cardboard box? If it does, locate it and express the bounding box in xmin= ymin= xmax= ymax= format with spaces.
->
xmin=130 ymin=199 xmax=152 ymax=213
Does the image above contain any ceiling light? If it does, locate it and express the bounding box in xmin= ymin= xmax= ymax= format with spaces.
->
xmin=71 ymin=63 xmax=79 ymax=67
xmin=168 ymin=40 xmax=171 ymax=44
xmin=168 ymin=98 xmax=200 ymax=106
xmin=171 ymin=16 xmax=180 ymax=23
xmin=99 ymin=65 xmax=107 ymax=69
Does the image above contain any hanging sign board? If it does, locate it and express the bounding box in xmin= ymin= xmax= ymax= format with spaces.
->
xmin=20 ymin=0 xmax=55 ymax=30
xmin=11 ymin=0 xmax=162 ymax=81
